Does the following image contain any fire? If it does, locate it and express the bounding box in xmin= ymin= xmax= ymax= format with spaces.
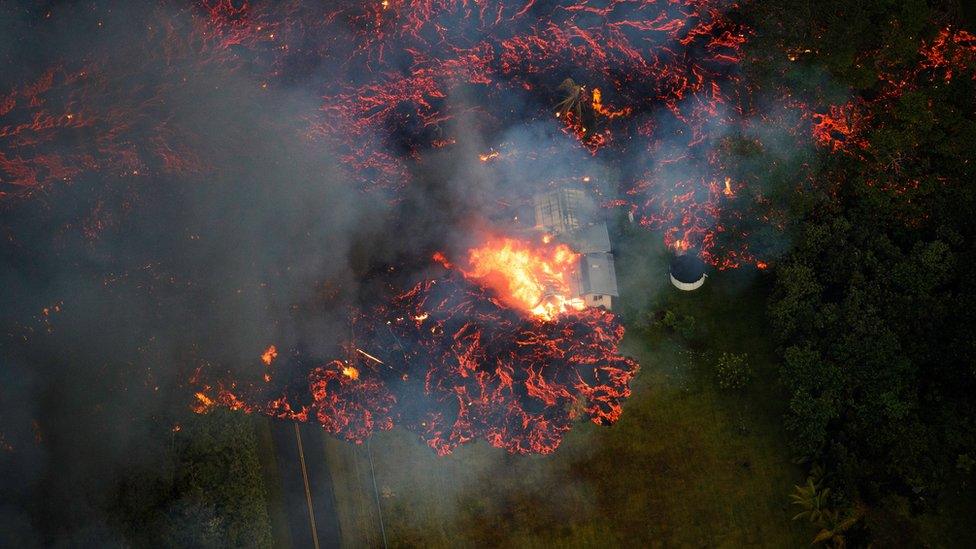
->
xmin=192 ymin=391 xmax=215 ymax=414
xmin=479 ymin=150 xmax=500 ymax=162
xmin=460 ymin=236 xmax=584 ymax=320
xmin=590 ymin=88 xmax=631 ymax=118
xmin=189 ymin=272 xmax=638 ymax=455
xmin=5 ymin=0 xmax=974 ymax=459
xmin=341 ymin=364 xmax=360 ymax=380
xmin=260 ymin=344 xmax=278 ymax=365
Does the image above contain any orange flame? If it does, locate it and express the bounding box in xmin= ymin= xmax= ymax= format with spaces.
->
xmin=192 ymin=391 xmax=215 ymax=414
xmin=342 ymin=364 xmax=360 ymax=380
xmin=261 ymin=344 xmax=278 ymax=365
xmin=591 ymin=87 xmax=631 ymax=118
xmin=460 ymin=236 xmax=584 ymax=320
xmin=723 ymin=176 xmax=733 ymax=197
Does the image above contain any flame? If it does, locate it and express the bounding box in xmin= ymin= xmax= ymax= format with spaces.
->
xmin=432 ymin=251 xmax=454 ymax=269
xmin=590 ymin=87 xmax=631 ymax=118
xmin=193 ymin=391 xmax=215 ymax=414
xmin=723 ymin=176 xmax=733 ymax=197
xmin=341 ymin=364 xmax=360 ymax=380
xmin=479 ymin=150 xmax=500 ymax=162
xmin=260 ymin=344 xmax=278 ymax=365
xmin=460 ymin=236 xmax=584 ymax=321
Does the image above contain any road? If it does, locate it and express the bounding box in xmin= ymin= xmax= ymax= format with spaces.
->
xmin=269 ymin=421 xmax=342 ymax=548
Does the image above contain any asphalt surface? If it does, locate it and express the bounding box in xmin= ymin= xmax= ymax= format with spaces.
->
xmin=269 ymin=421 xmax=342 ymax=548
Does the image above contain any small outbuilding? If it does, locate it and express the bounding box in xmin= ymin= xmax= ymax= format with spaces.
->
xmin=670 ymin=254 xmax=706 ymax=291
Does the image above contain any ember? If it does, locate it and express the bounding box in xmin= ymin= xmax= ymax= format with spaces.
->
xmin=260 ymin=345 xmax=278 ymax=366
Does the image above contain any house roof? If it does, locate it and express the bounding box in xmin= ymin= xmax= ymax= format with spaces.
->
xmin=578 ymin=252 xmax=619 ymax=297
xmin=533 ymin=187 xmax=595 ymax=233
xmin=565 ymin=223 xmax=611 ymax=254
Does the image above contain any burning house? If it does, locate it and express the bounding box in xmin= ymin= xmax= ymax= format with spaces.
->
xmin=534 ymin=187 xmax=590 ymax=234
xmin=533 ymin=188 xmax=618 ymax=310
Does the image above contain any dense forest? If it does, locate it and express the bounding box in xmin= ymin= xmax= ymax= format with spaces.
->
xmin=747 ymin=0 xmax=976 ymax=544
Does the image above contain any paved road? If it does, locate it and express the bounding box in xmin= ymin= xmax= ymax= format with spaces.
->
xmin=269 ymin=421 xmax=342 ymax=548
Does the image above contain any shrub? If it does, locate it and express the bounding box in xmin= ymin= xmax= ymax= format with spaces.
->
xmin=660 ymin=310 xmax=696 ymax=340
xmin=716 ymin=352 xmax=751 ymax=390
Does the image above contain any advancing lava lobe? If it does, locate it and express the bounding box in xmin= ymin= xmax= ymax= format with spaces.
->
xmin=194 ymin=239 xmax=639 ymax=456
xmin=363 ymin=273 xmax=639 ymax=456
xmin=195 ymin=358 xmax=397 ymax=444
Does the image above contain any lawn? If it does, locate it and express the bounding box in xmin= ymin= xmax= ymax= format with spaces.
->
xmin=324 ymin=228 xmax=811 ymax=547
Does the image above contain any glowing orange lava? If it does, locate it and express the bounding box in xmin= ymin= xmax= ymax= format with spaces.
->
xmin=341 ymin=364 xmax=360 ymax=380
xmin=260 ymin=344 xmax=278 ymax=365
xmin=192 ymin=391 xmax=215 ymax=414
xmin=478 ymin=150 xmax=500 ymax=162
xmin=460 ymin=236 xmax=584 ymax=320
xmin=590 ymin=88 xmax=631 ymax=118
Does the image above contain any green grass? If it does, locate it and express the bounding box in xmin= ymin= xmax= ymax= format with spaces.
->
xmin=325 ymin=229 xmax=811 ymax=547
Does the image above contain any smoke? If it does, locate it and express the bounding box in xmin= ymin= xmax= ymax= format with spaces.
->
xmin=0 ymin=2 xmax=398 ymax=543
xmin=0 ymin=0 xmax=835 ymax=543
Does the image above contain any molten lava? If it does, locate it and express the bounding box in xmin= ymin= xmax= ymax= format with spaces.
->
xmin=190 ymin=235 xmax=638 ymax=455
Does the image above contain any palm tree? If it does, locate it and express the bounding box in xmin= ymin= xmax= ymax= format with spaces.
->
xmin=790 ymin=474 xmax=863 ymax=548
xmin=790 ymin=477 xmax=831 ymax=524
xmin=811 ymin=507 xmax=862 ymax=548
xmin=554 ymin=78 xmax=584 ymax=121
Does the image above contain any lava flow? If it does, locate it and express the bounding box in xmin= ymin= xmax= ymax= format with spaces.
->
xmin=193 ymin=235 xmax=638 ymax=455
xmin=5 ymin=1 xmax=972 ymax=457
